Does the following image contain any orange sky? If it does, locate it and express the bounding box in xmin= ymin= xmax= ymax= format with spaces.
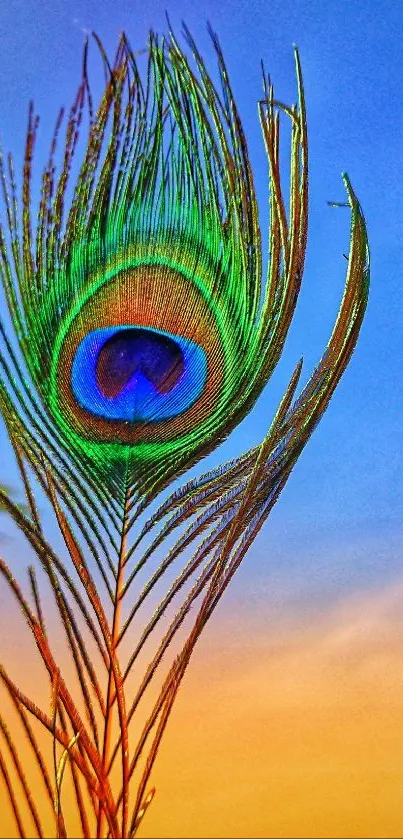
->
xmin=138 ymin=581 xmax=403 ymax=838
xmin=1 ymin=580 xmax=403 ymax=838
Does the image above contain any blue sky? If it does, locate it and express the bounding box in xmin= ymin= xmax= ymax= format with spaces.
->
xmin=0 ymin=0 xmax=401 ymax=616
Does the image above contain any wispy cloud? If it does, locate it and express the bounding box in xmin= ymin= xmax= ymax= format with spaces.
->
xmin=72 ymin=16 xmax=91 ymax=36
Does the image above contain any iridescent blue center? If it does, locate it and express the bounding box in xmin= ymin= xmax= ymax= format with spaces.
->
xmin=71 ymin=326 xmax=207 ymax=422
xmin=96 ymin=328 xmax=184 ymax=397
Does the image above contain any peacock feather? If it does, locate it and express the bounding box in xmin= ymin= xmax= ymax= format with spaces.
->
xmin=0 ymin=24 xmax=369 ymax=839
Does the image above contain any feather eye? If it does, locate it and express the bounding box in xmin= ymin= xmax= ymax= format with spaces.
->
xmin=51 ymin=257 xmax=225 ymax=450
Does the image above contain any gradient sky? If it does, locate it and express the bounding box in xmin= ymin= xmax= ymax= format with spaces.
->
xmin=0 ymin=0 xmax=402 ymax=837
